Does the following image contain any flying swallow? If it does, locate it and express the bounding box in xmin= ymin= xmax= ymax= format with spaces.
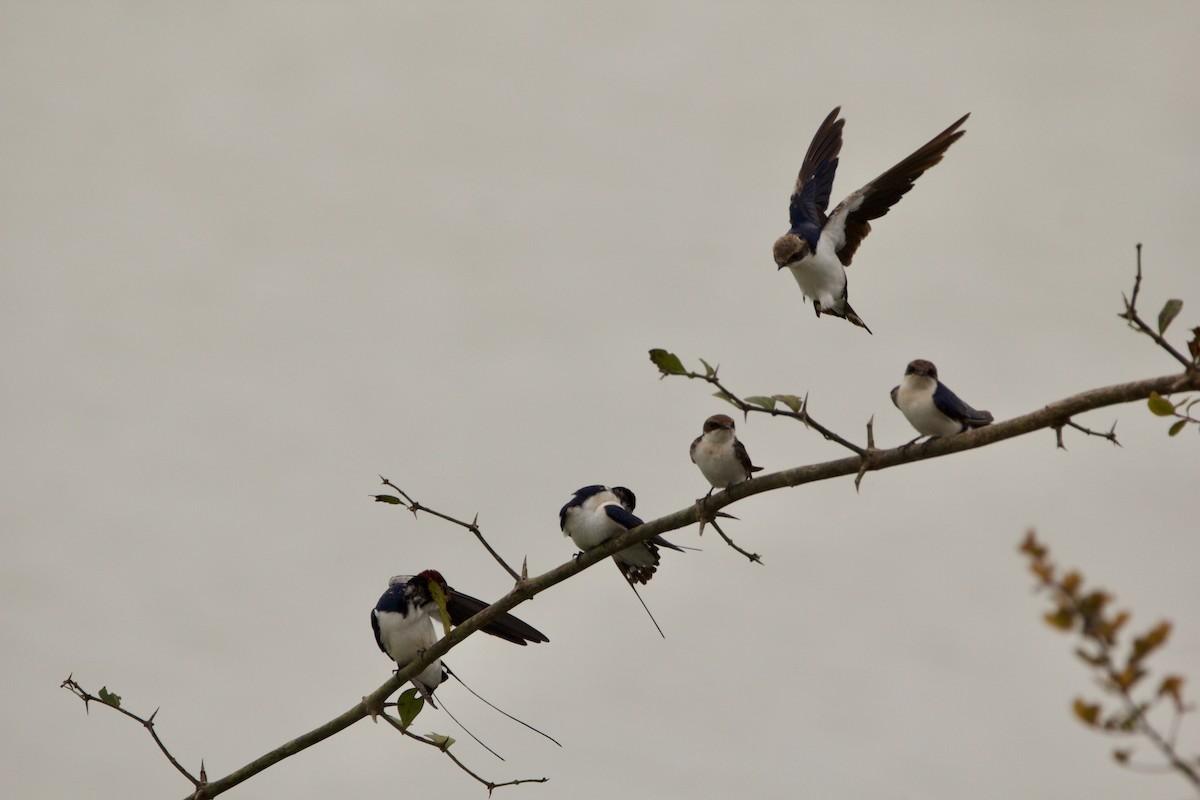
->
xmin=890 ymin=359 xmax=994 ymax=441
xmin=772 ymin=107 xmax=969 ymax=333
xmin=371 ymin=570 xmax=548 ymax=703
xmin=690 ymin=414 xmax=763 ymax=496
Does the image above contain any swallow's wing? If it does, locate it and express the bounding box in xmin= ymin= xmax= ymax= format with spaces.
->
xmin=825 ymin=113 xmax=968 ymax=267
xmin=603 ymin=503 xmax=684 ymax=552
xmin=445 ymin=589 xmax=550 ymax=645
xmin=788 ymin=107 xmax=844 ymax=236
xmin=733 ymin=439 xmax=762 ymax=474
xmin=370 ymin=609 xmax=386 ymax=654
xmin=890 ymin=386 xmax=901 ymax=408
xmin=649 ymin=534 xmax=686 ymax=553
xmin=931 ymin=381 xmax=994 ymax=428
xmin=603 ymin=503 xmax=644 ymax=531
xmin=689 ymin=434 xmax=702 ymax=465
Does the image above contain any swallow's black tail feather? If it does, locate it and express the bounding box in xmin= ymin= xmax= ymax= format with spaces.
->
xmin=444 ymin=665 xmax=562 ymax=747
xmin=841 ymin=300 xmax=872 ymax=334
xmin=432 ymin=691 xmax=505 ymax=761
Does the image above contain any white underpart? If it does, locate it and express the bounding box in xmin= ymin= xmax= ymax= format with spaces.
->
xmin=691 ymin=429 xmax=747 ymax=488
xmin=786 ymin=193 xmax=861 ymax=313
xmin=562 ymin=490 xmax=653 ymax=566
xmin=373 ymin=607 xmax=443 ymax=691
xmin=894 ymin=375 xmax=963 ymax=436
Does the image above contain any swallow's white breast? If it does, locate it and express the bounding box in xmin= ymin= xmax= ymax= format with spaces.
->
xmin=373 ymin=608 xmax=443 ymax=691
xmin=894 ymin=378 xmax=962 ymax=436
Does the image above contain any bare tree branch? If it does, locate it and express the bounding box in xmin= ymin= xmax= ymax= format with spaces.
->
xmin=60 ymin=676 xmax=200 ymax=787
xmin=379 ymin=711 xmax=548 ymax=795
xmin=707 ymin=517 xmax=762 ymax=564
xmin=71 ymin=255 xmax=1200 ymax=798
xmin=1053 ymin=419 xmax=1121 ymax=450
xmin=62 ymin=365 xmax=1200 ymax=800
xmin=648 ymin=356 xmax=867 ymax=456
xmin=1120 ymin=244 xmax=1196 ymax=370
xmin=375 ymin=478 xmax=523 ymax=582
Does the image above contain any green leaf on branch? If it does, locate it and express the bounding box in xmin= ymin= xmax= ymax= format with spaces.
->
xmin=745 ymin=396 xmax=777 ymax=410
xmin=712 ymin=391 xmax=737 ymax=408
xmin=1169 ymin=420 xmax=1187 ymax=436
xmin=772 ymin=394 xmax=803 ymax=413
xmin=373 ymin=495 xmax=403 ymax=504
xmin=648 ymin=349 xmax=687 ymax=377
xmin=1157 ymin=298 xmax=1183 ymax=334
xmin=98 ymin=687 xmax=122 ymax=709
xmin=1147 ymin=392 xmax=1175 ymax=416
xmin=698 ymin=358 xmax=717 ymax=378
xmin=396 ymin=688 xmax=424 ymax=728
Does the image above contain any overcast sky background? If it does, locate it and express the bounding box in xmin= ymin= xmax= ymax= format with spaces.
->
xmin=4 ymin=3 xmax=1199 ymax=798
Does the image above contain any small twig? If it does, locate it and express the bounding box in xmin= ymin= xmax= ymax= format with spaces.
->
xmin=1052 ymin=419 xmax=1121 ymax=450
xmin=1120 ymin=244 xmax=1193 ymax=369
xmin=854 ymin=415 xmax=877 ymax=492
xmin=1065 ymin=419 xmax=1121 ymax=447
xmin=379 ymin=710 xmax=548 ymax=795
xmin=707 ymin=518 xmax=762 ymax=564
xmin=668 ymin=364 xmax=866 ymax=456
xmin=61 ymin=676 xmax=200 ymax=787
xmin=377 ymin=477 xmax=522 ymax=582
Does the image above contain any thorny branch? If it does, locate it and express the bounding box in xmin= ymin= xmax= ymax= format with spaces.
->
xmin=60 ymin=676 xmax=200 ymax=788
xmin=1121 ymin=244 xmax=1196 ymax=370
xmin=379 ymin=711 xmax=548 ymax=796
xmin=707 ymin=518 xmax=762 ymax=564
xmin=62 ymin=366 xmax=1200 ymax=800
xmin=375 ymin=478 xmax=523 ymax=582
xmin=649 ymin=358 xmax=866 ymax=456
xmin=68 ymin=261 xmax=1200 ymax=798
xmin=1019 ymin=531 xmax=1199 ymax=792
xmin=1052 ymin=419 xmax=1121 ymax=450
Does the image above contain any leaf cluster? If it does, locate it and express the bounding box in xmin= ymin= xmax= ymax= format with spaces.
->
xmin=1019 ymin=531 xmax=1199 ymax=788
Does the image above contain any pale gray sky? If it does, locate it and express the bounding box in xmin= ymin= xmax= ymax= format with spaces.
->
xmin=3 ymin=2 xmax=1199 ymax=798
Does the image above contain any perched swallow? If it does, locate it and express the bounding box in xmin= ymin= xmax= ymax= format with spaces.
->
xmin=371 ymin=570 xmax=548 ymax=702
xmin=891 ymin=359 xmax=994 ymax=441
xmin=560 ymin=485 xmax=686 ymax=637
xmin=773 ymin=107 xmax=969 ymax=333
xmin=690 ymin=414 xmax=763 ymax=496
xmin=559 ymin=485 xmax=684 ymax=585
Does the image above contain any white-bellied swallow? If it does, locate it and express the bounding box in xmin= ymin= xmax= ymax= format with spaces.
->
xmin=371 ymin=570 xmax=548 ymax=702
xmin=772 ymin=107 xmax=969 ymax=333
xmin=890 ymin=359 xmax=994 ymax=441
xmin=559 ymin=485 xmax=684 ymax=584
xmin=560 ymin=485 xmax=685 ymax=636
xmin=690 ymin=414 xmax=763 ymax=496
